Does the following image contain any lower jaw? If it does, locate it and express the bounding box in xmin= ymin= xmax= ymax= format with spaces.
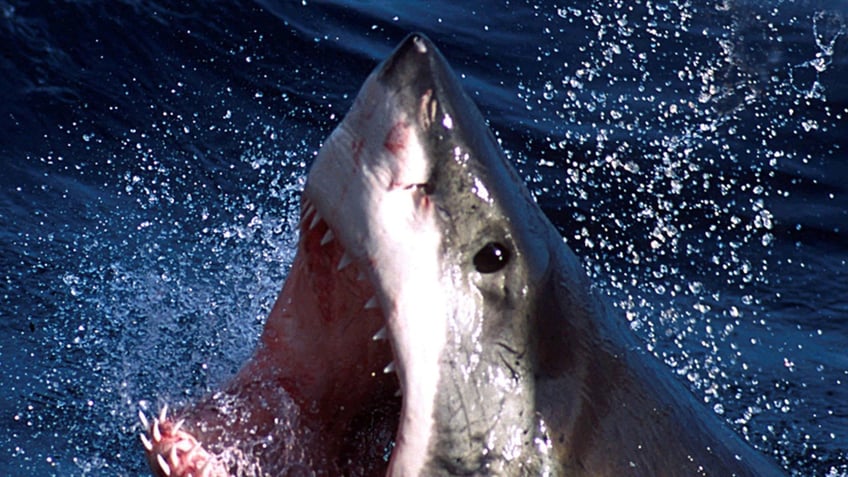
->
xmin=143 ymin=201 xmax=410 ymax=476
xmin=175 ymin=381 xmax=401 ymax=476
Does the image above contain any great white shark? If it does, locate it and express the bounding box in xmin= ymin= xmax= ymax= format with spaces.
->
xmin=140 ymin=33 xmax=786 ymax=476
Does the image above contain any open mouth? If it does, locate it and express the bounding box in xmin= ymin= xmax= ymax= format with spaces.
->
xmin=294 ymin=195 xmax=401 ymax=400
xmin=140 ymin=192 xmax=409 ymax=477
xmin=141 ymin=33 xmax=472 ymax=477
xmin=280 ymin=195 xmax=404 ymax=473
xmin=295 ymin=175 xmax=443 ymax=475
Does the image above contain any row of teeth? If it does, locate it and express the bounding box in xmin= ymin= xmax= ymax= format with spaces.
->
xmin=301 ymin=199 xmax=391 ymax=348
xmin=138 ymin=405 xmax=220 ymax=477
xmin=302 ymin=199 xmax=401 ymax=388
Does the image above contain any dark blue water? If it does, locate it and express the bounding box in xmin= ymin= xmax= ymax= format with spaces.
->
xmin=1 ymin=1 xmax=846 ymax=475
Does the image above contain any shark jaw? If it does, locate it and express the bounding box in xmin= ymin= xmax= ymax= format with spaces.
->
xmin=303 ymin=35 xmax=453 ymax=476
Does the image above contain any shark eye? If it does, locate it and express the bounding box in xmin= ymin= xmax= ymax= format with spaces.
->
xmin=473 ymin=242 xmax=510 ymax=274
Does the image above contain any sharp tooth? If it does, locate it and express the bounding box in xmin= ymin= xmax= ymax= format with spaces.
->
xmin=356 ymin=271 xmax=367 ymax=281
xmin=169 ymin=446 xmax=179 ymax=469
xmin=138 ymin=410 xmax=150 ymax=430
xmin=172 ymin=419 xmax=185 ymax=434
xmin=364 ymin=296 xmax=379 ymax=310
xmin=309 ymin=211 xmax=322 ymax=230
xmin=200 ymin=459 xmax=214 ymax=477
xmin=320 ymin=229 xmax=334 ymax=245
xmin=372 ymin=326 xmax=388 ymax=341
xmin=383 ymin=361 xmax=396 ymax=374
xmin=157 ymin=454 xmax=172 ymax=476
xmin=140 ymin=433 xmax=153 ymax=452
xmin=337 ymin=252 xmax=352 ymax=271
xmin=186 ymin=442 xmax=202 ymax=460
xmin=159 ymin=404 xmax=169 ymax=422
xmin=395 ymin=388 xmax=403 ymax=397
xmin=152 ymin=419 xmax=162 ymax=442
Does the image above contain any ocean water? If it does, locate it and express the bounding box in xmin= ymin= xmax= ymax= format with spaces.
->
xmin=0 ymin=0 xmax=846 ymax=475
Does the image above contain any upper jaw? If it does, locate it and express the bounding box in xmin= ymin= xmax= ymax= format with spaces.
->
xmin=300 ymin=181 xmax=446 ymax=477
xmin=302 ymin=35 xmax=455 ymax=477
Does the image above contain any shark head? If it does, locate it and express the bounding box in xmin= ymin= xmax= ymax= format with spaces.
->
xmin=142 ymin=32 xmax=785 ymax=477
xmin=303 ymin=34 xmax=574 ymax=475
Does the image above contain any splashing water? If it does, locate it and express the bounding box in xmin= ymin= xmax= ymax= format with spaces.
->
xmin=511 ymin=2 xmax=847 ymax=473
xmin=1 ymin=1 xmax=845 ymax=475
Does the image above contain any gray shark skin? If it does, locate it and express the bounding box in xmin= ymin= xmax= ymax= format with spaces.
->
xmin=140 ymin=33 xmax=786 ymax=477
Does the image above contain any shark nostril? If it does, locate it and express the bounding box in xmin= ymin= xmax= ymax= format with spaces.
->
xmin=403 ymin=182 xmax=433 ymax=194
xmin=473 ymin=242 xmax=511 ymax=273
